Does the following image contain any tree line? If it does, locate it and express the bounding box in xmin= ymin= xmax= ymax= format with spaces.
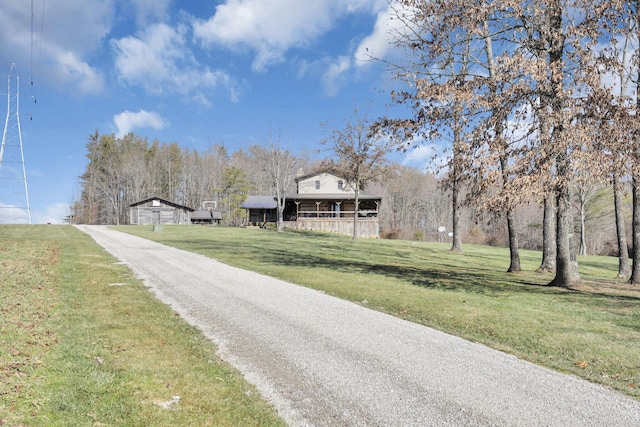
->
xmin=74 ymin=130 xmax=450 ymax=231
xmin=72 ymin=129 xmax=627 ymax=257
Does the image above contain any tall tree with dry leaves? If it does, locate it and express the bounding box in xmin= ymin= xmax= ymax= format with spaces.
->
xmin=381 ymin=0 xmax=618 ymax=287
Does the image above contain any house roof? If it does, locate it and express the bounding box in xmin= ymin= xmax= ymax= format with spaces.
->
xmin=191 ymin=209 xmax=222 ymax=220
xmin=241 ymin=196 xmax=278 ymax=209
xmin=129 ymin=197 xmax=195 ymax=211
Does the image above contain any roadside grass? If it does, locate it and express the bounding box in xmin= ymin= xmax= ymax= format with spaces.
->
xmin=0 ymin=225 xmax=286 ymax=427
xmin=116 ymin=225 xmax=640 ymax=399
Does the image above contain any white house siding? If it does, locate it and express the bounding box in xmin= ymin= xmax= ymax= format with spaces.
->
xmin=297 ymin=173 xmax=355 ymax=195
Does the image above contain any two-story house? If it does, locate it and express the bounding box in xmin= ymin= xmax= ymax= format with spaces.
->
xmin=241 ymin=171 xmax=381 ymax=238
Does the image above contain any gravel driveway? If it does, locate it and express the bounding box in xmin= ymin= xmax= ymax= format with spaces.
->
xmin=77 ymin=225 xmax=640 ymax=426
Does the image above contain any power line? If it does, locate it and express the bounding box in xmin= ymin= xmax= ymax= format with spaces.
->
xmin=39 ymin=0 xmax=46 ymax=61
xmin=30 ymin=0 xmax=34 ymax=89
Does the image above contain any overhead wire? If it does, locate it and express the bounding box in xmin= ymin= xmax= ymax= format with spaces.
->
xmin=39 ymin=0 xmax=46 ymax=62
xmin=30 ymin=0 xmax=34 ymax=90
xmin=28 ymin=0 xmax=45 ymax=118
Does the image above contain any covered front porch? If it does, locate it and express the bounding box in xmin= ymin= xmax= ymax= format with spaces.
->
xmin=241 ymin=194 xmax=381 ymax=237
xmin=288 ymin=197 xmax=380 ymax=220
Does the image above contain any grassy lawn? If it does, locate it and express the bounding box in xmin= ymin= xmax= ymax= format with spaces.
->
xmin=0 ymin=225 xmax=286 ymax=427
xmin=115 ymin=225 xmax=640 ymax=400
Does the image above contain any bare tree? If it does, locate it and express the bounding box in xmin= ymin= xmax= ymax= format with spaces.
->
xmin=250 ymin=139 xmax=302 ymax=232
xmin=322 ymin=106 xmax=392 ymax=240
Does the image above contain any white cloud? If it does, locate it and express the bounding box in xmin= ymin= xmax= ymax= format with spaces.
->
xmin=596 ymin=34 xmax=639 ymax=100
xmin=0 ymin=201 xmax=70 ymax=224
xmin=112 ymin=23 xmax=239 ymax=104
xmin=403 ymin=144 xmax=433 ymax=164
xmin=112 ymin=24 xmax=179 ymax=93
xmin=32 ymin=202 xmax=70 ymax=224
xmin=55 ymin=51 xmax=105 ymax=94
xmin=308 ymin=2 xmax=405 ymax=96
xmin=0 ymin=203 xmax=31 ymax=224
xmin=321 ymin=56 xmax=351 ymax=97
xmin=354 ymin=5 xmax=402 ymax=66
xmin=402 ymin=144 xmax=448 ymax=175
xmin=0 ymin=0 xmax=113 ymax=96
xmin=129 ymin=0 xmax=172 ymax=27
xmin=193 ymin=0 xmax=382 ymax=72
xmin=113 ymin=110 xmax=168 ymax=138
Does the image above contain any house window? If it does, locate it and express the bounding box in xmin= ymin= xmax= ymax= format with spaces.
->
xmin=337 ymin=180 xmax=343 ymax=190
xmin=315 ymin=180 xmax=321 ymax=190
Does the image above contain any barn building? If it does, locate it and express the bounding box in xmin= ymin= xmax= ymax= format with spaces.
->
xmin=129 ymin=197 xmax=194 ymax=225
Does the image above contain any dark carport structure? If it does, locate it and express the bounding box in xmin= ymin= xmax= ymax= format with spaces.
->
xmin=190 ymin=209 xmax=223 ymax=225
xmin=241 ymin=196 xmax=278 ymax=225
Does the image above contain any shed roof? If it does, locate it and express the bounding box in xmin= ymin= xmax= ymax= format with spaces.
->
xmin=129 ymin=197 xmax=195 ymax=212
xmin=241 ymin=196 xmax=278 ymax=209
xmin=191 ymin=209 xmax=223 ymax=220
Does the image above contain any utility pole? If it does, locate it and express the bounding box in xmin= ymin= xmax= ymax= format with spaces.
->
xmin=0 ymin=63 xmax=32 ymax=224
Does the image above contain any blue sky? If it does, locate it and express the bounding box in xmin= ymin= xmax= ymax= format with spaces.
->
xmin=0 ymin=0 xmax=428 ymax=224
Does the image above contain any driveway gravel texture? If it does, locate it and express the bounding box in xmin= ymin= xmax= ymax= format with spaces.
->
xmin=77 ymin=225 xmax=640 ymax=426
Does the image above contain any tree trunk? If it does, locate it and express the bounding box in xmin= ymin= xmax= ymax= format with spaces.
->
xmin=631 ymin=31 xmax=640 ymax=283
xmin=353 ymin=186 xmax=359 ymax=241
xmin=630 ymin=177 xmax=640 ymax=284
xmin=506 ymin=206 xmax=521 ymax=272
xmin=498 ymin=146 xmax=519 ymax=271
xmin=450 ymin=172 xmax=463 ymax=252
xmin=537 ymin=196 xmax=556 ymax=273
xmin=483 ymin=13 xmax=515 ymax=268
xmin=613 ymin=174 xmax=630 ymax=279
xmin=579 ymin=202 xmax=587 ymax=256
xmin=547 ymin=0 xmax=578 ymax=287
xmin=550 ymin=183 xmax=580 ymax=287
xmin=277 ymin=195 xmax=285 ymax=233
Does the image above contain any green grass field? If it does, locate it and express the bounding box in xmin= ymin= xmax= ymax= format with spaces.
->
xmin=0 ymin=225 xmax=286 ymax=427
xmin=2 ymin=224 xmax=639 ymax=426
xmin=117 ymin=225 xmax=640 ymax=400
